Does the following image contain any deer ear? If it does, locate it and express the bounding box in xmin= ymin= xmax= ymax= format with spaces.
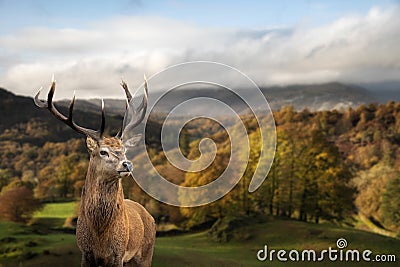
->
xmin=86 ymin=136 xmax=98 ymax=153
xmin=124 ymin=134 xmax=142 ymax=147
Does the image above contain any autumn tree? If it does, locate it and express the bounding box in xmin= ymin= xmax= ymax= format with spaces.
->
xmin=0 ymin=186 xmax=42 ymax=223
xmin=0 ymin=169 xmax=13 ymax=191
xmin=381 ymin=173 xmax=400 ymax=232
xmin=304 ymin=130 xmax=354 ymax=222
xmin=352 ymin=163 xmax=397 ymax=224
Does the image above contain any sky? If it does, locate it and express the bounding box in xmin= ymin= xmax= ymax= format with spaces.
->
xmin=0 ymin=0 xmax=399 ymax=98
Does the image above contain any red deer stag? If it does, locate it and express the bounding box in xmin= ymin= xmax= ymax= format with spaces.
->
xmin=34 ymin=77 xmax=156 ymax=267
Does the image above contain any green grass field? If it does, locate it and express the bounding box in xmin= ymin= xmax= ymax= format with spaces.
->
xmin=0 ymin=202 xmax=399 ymax=267
xmin=29 ymin=201 xmax=78 ymax=230
xmin=34 ymin=202 xmax=77 ymax=219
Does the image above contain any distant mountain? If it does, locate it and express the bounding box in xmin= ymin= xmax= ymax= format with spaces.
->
xmin=57 ymin=82 xmax=376 ymax=116
xmin=0 ymin=88 xmax=43 ymax=131
xmin=57 ymin=98 xmax=127 ymax=116
xmin=263 ymin=82 xmax=375 ymax=111
xmin=0 ymin=88 xmax=124 ymax=144
xmin=0 ymin=88 xmax=160 ymax=146
xmin=360 ymin=81 xmax=400 ymax=103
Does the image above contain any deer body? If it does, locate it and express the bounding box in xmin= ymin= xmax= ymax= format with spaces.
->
xmin=35 ymin=78 xmax=155 ymax=267
xmin=77 ymin=137 xmax=156 ymax=267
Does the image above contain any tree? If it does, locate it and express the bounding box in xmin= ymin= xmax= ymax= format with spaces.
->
xmin=179 ymin=127 xmax=190 ymax=157
xmin=352 ymin=163 xmax=397 ymax=224
xmin=381 ymin=173 xmax=400 ymax=232
xmin=273 ymin=123 xmax=308 ymax=217
xmin=0 ymin=169 xmax=13 ymax=191
xmin=0 ymin=186 xmax=42 ymax=223
xmin=295 ymin=129 xmax=354 ymax=222
xmin=56 ymin=154 xmax=78 ymax=199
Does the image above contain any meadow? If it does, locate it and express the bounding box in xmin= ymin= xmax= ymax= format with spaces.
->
xmin=0 ymin=202 xmax=398 ymax=267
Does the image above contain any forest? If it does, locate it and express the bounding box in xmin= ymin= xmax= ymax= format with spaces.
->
xmin=0 ymin=89 xmax=399 ymax=237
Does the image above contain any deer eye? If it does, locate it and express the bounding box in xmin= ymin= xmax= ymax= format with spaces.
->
xmin=99 ymin=150 xmax=109 ymax=157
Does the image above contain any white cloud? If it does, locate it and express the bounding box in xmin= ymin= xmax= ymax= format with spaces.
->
xmin=0 ymin=5 xmax=399 ymax=99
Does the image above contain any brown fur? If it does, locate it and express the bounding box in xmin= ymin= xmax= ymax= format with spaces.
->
xmin=102 ymin=138 xmax=123 ymax=148
xmin=76 ymin=137 xmax=156 ymax=267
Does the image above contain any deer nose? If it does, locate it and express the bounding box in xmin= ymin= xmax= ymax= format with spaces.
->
xmin=122 ymin=161 xmax=133 ymax=172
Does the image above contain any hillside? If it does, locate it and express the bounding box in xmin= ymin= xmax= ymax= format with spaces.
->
xmin=155 ymin=216 xmax=400 ymax=267
xmin=0 ymin=89 xmax=50 ymax=132
xmin=0 ymin=88 xmax=125 ymax=144
xmin=1 ymin=211 xmax=399 ymax=267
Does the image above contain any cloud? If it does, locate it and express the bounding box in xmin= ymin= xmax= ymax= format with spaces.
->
xmin=0 ymin=5 xmax=399 ymax=99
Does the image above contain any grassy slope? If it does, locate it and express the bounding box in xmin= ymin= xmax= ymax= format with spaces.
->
xmin=31 ymin=201 xmax=78 ymax=229
xmin=0 ymin=221 xmax=80 ymax=267
xmin=0 ymin=203 xmax=399 ymax=267
xmin=154 ymin=218 xmax=400 ymax=267
xmin=0 ymin=202 xmax=80 ymax=266
xmin=34 ymin=202 xmax=77 ymax=219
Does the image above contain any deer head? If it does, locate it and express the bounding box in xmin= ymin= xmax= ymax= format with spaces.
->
xmin=34 ymin=76 xmax=148 ymax=181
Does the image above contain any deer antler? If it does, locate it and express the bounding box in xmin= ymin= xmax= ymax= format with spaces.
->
xmin=117 ymin=76 xmax=148 ymax=139
xmin=34 ymin=76 xmax=105 ymax=140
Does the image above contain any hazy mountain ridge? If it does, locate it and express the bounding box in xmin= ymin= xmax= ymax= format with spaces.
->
xmin=263 ymin=82 xmax=375 ymax=111
xmin=0 ymin=82 xmax=389 ymax=137
xmin=54 ymin=82 xmax=378 ymax=116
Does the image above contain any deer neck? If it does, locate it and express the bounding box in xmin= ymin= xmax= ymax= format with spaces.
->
xmin=81 ymin=158 xmax=125 ymax=234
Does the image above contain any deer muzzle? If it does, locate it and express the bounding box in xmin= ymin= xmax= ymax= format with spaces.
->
xmin=122 ymin=161 xmax=133 ymax=172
